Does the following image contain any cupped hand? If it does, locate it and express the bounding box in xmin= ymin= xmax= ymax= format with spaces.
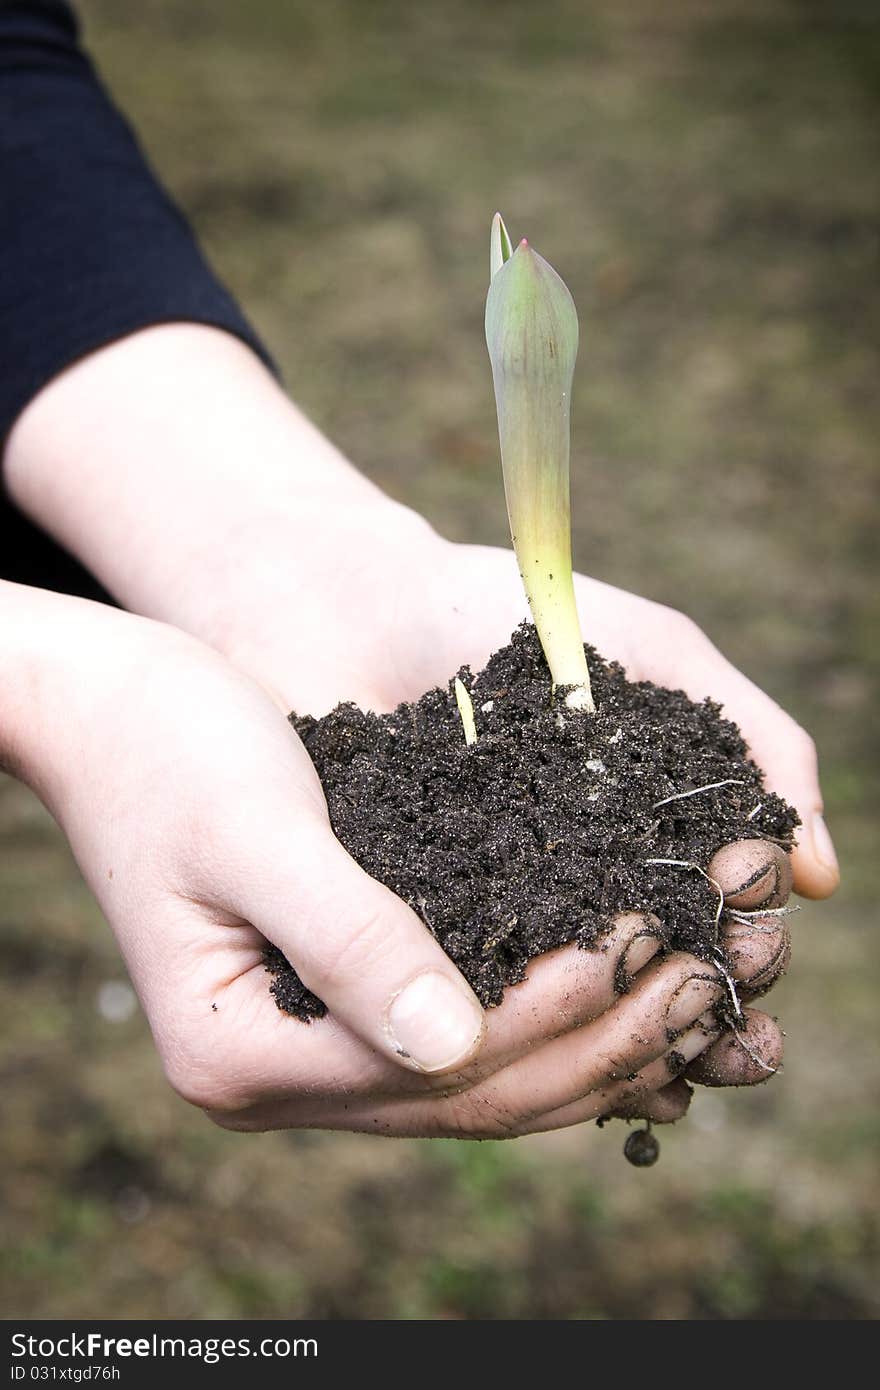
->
xmin=10 ymin=589 xmax=781 ymax=1138
xmin=191 ymin=511 xmax=833 ymax=1115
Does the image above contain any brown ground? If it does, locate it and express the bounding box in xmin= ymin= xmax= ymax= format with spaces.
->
xmin=1 ymin=0 xmax=877 ymax=1319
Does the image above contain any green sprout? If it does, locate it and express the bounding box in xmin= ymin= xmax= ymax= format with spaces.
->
xmin=485 ymin=213 xmax=595 ymax=713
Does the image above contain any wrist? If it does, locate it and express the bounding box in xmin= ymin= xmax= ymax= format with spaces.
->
xmin=0 ymin=581 xmax=188 ymax=818
xmin=181 ymin=495 xmax=444 ymax=711
xmin=0 ymin=582 xmax=105 ymax=802
xmin=3 ymin=323 xmax=410 ymax=628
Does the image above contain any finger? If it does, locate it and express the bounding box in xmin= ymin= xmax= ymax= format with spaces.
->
xmin=597 ymin=585 xmax=840 ymax=901
xmin=672 ymin=647 xmax=837 ymax=899
xmin=434 ymin=952 xmax=725 ymax=1129
xmin=705 ymin=840 xmax=793 ymax=991
xmin=723 ymin=911 xmax=791 ymax=997
xmin=184 ymin=911 xmax=662 ymax=1113
xmin=201 ymin=964 xmax=720 ymax=1138
xmin=188 ymin=963 xmax=779 ymax=1136
xmin=607 ymin=1077 xmax=694 ymax=1125
xmin=159 ymin=905 xmax=666 ymax=1125
xmin=202 ymin=795 xmax=663 ymax=1085
xmin=466 ymin=912 xmax=664 ymax=1071
xmin=505 ymin=1015 xmax=717 ymax=1138
xmin=685 ymin=1006 xmax=783 ymax=1087
xmin=219 ymin=1018 xmax=714 ymax=1137
xmin=708 ymin=839 xmax=792 ymax=910
xmin=177 ymin=805 xmax=486 ymax=1078
xmin=158 ymin=944 xmax=412 ymax=1114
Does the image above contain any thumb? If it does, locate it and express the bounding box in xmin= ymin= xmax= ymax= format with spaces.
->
xmin=233 ymin=812 xmax=486 ymax=1075
xmin=714 ymin=676 xmax=839 ymax=900
xmin=673 ymin=643 xmax=840 ymax=900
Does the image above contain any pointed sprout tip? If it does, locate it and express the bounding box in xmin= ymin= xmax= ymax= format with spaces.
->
xmin=454 ymin=677 xmax=478 ymax=746
xmin=490 ymin=212 xmax=514 ymax=282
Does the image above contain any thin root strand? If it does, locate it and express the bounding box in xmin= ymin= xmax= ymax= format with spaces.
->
xmin=711 ymin=947 xmax=746 ymax=1027
xmin=731 ymin=1027 xmax=780 ymax=1077
xmin=645 ymin=858 xmax=726 ymax=932
xmin=653 ymin=779 xmax=748 ymax=810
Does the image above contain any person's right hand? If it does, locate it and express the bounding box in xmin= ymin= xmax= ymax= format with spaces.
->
xmin=1 ymin=582 xmax=784 ymax=1137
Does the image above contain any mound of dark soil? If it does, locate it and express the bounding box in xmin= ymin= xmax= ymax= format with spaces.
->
xmin=265 ymin=625 xmax=797 ymax=1020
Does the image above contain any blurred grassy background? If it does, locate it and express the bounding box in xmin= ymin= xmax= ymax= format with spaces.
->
xmin=2 ymin=0 xmax=878 ymax=1318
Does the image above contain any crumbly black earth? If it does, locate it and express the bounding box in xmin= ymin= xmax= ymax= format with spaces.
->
xmin=265 ymin=625 xmax=797 ymax=1021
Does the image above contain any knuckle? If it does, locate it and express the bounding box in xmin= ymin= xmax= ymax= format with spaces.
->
xmin=612 ymin=911 xmax=662 ymax=947
xmin=443 ymin=1087 xmax=524 ymax=1140
xmin=657 ymin=950 xmax=721 ymax=993
xmin=727 ymin=919 xmax=788 ymax=984
xmin=611 ymin=911 xmax=664 ymax=993
xmin=721 ymin=842 xmax=791 ymax=910
xmin=162 ymin=1047 xmax=253 ymax=1115
xmin=661 ymin=606 xmax=707 ymax=647
xmin=207 ymin=1091 xmax=314 ymax=1134
xmin=738 ymin=929 xmax=792 ymax=999
xmin=789 ymin=722 xmax=818 ymax=769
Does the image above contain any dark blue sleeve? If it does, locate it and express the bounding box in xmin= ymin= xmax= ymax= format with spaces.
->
xmin=0 ymin=0 xmax=277 ymax=596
